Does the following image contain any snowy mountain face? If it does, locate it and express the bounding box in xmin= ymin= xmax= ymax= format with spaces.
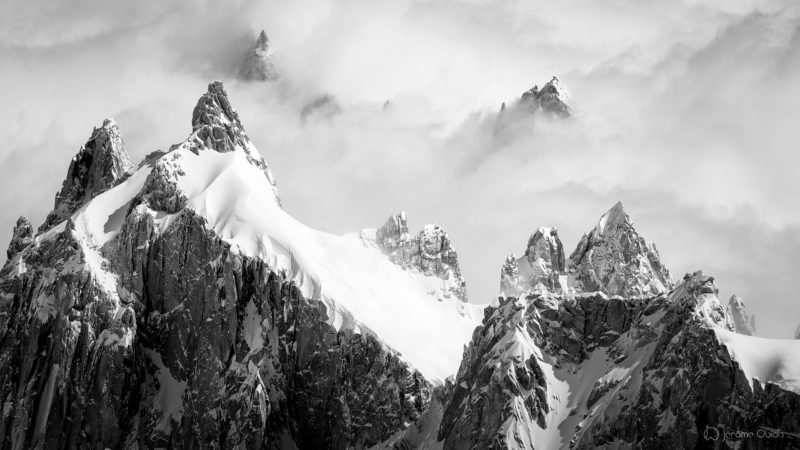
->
xmin=240 ymin=30 xmax=279 ymax=82
xmin=361 ymin=212 xmax=468 ymax=302
xmin=421 ymin=207 xmax=800 ymax=449
xmin=726 ymin=294 xmax=756 ymax=335
xmin=2 ymin=81 xmax=800 ymax=450
xmin=0 ymin=82 xmax=484 ymax=449
xmin=568 ymin=202 xmax=672 ymax=297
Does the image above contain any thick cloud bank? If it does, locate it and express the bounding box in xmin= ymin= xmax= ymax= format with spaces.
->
xmin=1 ymin=0 xmax=799 ymax=337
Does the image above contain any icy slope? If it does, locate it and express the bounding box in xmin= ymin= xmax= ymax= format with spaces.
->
xmin=65 ymin=86 xmax=483 ymax=383
xmin=715 ymin=329 xmax=800 ymax=394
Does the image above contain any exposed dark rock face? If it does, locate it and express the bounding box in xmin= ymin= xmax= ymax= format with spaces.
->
xmin=440 ymin=268 xmax=800 ymax=449
xmin=438 ymin=297 xmax=550 ymax=450
xmin=726 ymin=294 xmax=755 ymax=335
xmin=40 ymin=119 xmax=132 ymax=231
xmin=0 ymin=82 xmax=430 ymax=450
xmin=5 ymin=217 xmax=33 ymax=260
xmin=362 ymin=212 xmax=468 ymax=302
xmin=240 ymin=30 xmax=279 ymax=82
xmin=568 ymin=202 xmax=673 ymax=297
xmin=520 ymin=76 xmax=572 ymax=118
xmin=434 ymin=205 xmax=800 ymax=450
xmin=573 ymin=273 xmax=800 ymax=449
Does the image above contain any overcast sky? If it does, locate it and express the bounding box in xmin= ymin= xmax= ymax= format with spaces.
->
xmin=1 ymin=0 xmax=799 ymax=337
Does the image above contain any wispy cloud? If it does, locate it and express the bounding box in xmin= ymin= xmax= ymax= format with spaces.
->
xmin=1 ymin=0 xmax=799 ymax=337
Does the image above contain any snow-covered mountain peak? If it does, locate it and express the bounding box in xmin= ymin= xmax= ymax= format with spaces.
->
xmin=596 ymin=201 xmax=629 ymax=235
xmin=239 ymin=30 xmax=278 ymax=82
xmin=568 ymin=202 xmax=672 ymax=296
xmin=39 ymin=117 xmax=133 ymax=232
xmin=361 ymin=212 xmax=468 ymax=302
xmin=191 ymin=81 xmax=245 ymax=136
xmin=726 ymin=293 xmax=756 ymax=335
xmin=170 ymin=81 xmax=280 ymax=202
xmin=520 ymin=75 xmax=573 ymax=117
xmin=500 ymin=225 xmax=569 ymax=298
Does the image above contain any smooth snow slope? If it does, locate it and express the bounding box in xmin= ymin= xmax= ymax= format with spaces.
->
xmin=715 ymin=328 xmax=800 ymax=394
xmin=70 ymin=146 xmax=484 ymax=383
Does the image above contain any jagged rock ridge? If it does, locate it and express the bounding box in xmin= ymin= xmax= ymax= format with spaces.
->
xmin=40 ymin=119 xmax=132 ymax=231
xmin=0 ymin=82 xmax=484 ymax=449
xmin=239 ymin=30 xmax=279 ymax=82
xmin=361 ymin=212 xmax=468 ymax=302
xmin=568 ymin=201 xmax=673 ymax=297
xmin=520 ymin=76 xmax=573 ymax=117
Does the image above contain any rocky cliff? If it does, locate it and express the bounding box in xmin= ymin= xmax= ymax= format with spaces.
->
xmin=0 ymin=82 xmax=486 ymax=449
xmin=3 ymin=80 xmax=799 ymax=450
xmin=361 ymin=212 xmax=468 ymax=302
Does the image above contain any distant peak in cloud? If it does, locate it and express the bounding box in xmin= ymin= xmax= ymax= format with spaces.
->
xmin=726 ymin=294 xmax=756 ymax=335
xmin=239 ymin=29 xmax=279 ymax=82
xmin=520 ymin=75 xmax=573 ymax=118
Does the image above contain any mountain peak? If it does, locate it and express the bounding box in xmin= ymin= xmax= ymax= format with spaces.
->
xmin=191 ymin=81 xmax=243 ymax=134
xmin=40 ymin=118 xmax=133 ymax=231
xmin=597 ymin=201 xmax=629 ymax=235
xmin=256 ymin=30 xmax=270 ymax=50
xmin=726 ymin=294 xmax=755 ymax=335
xmin=568 ymin=202 xmax=672 ymax=296
xmin=6 ymin=216 xmax=33 ymax=260
xmin=361 ymin=212 xmax=468 ymax=302
xmin=500 ymin=226 xmax=567 ymax=297
xmin=520 ymin=75 xmax=573 ymax=117
xmin=240 ymin=30 xmax=278 ymax=82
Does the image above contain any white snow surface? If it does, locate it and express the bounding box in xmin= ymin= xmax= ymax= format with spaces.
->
xmin=714 ymin=328 xmax=800 ymax=394
xmin=69 ymin=145 xmax=484 ymax=383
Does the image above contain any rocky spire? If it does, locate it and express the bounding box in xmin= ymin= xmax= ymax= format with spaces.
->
xmin=239 ymin=29 xmax=279 ymax=82
xmin=6 ymin=216 xmax=33 ymax=260
xmin=500 ymin=227 xmax=566 ymax=297
xmin=568 ymin=202 xmax=672 ymax=297
xmin=149 ymin=81 xmax=280 ymax=207
xmin=40 ymin=119 xmax=132 ymax=231
xmin=361 ymin=212 xmax=467 ymax=302
xmin=520 ymin=76 xmax=572 ymax=117
xmin=726 ymin=294 xmax=755 ymax=335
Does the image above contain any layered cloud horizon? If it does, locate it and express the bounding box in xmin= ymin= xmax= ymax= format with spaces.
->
xmin=2 ymin=0 xmax=799 ymax=337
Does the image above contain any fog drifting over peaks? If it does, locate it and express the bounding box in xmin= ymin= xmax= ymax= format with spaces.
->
xmin=1 ymin=0 xmax=799 ymax=337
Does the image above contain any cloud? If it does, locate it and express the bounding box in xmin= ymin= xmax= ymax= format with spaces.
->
xmin=1 ymin=0 xmax=799 ymax=337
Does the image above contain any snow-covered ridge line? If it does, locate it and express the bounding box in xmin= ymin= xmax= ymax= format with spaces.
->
xmin=28 ymin=81 xmax=484 ymax=383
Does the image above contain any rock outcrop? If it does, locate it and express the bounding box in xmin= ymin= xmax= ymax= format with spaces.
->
xmin=239 ymin=30 xmax=278 ymax=82
xmin=431 ymin=204 xmax=800 ymax=449
xmin=500 ymin=227 xmax=567 ymax=297
xmin=40 ymin=119 xmax=132 ymax=231
xmin=361 ymin=212 xmax=468 ymax=302
xmin=726 ymin=294 xmax=756 ymax=335
xmin=5 ymin=216 xmax=33 ymax=260
xmin=568 ymin=202 xmax=673 ymax=297
xmin=520 ymin=76 xmax=573 ymax=118
xmin=0 ymin=82 xmax=434 ymax=449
